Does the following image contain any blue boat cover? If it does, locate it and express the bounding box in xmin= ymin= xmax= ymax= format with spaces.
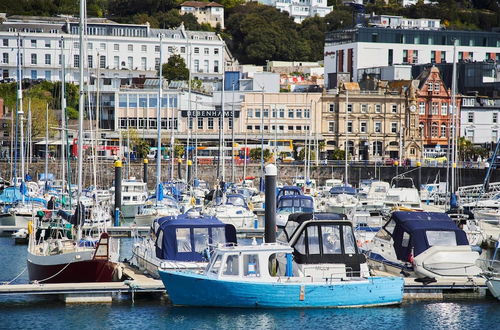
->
xmin=329 ymin=186 xmax=357 ymax=195
xmin=154 ymin=214 xmax=237 ymax=262
xmin=389 ymin=211 xmax=469 ymax=261
xmin=277 ymin=186 xmax=303 ymax=202
xmin=0 ymin=187 xmax=47 ymax=206
xmin=277 ymin=195 xmax=314 ymax=212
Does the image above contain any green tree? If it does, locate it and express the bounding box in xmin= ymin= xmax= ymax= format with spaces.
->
xmin=297 ymin=148 xmax=316 ymax=161
xmin=249 ymin=148 xmax=271 ymax=161
xmin=161 ymin=54 xmax=189 ymax=81
xmin=330 ymin=148 xmax=345 ymax=160
xmin=122 ymin=128 xmax=150 ymax=159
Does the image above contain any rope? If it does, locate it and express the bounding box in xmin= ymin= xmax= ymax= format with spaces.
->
xmin=33 ymin=260 xmax=75 ymax=284
xmin=1 ymin=267 xmax=27 ymax=285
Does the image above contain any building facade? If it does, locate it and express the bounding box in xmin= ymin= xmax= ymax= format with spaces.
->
xmin=180 ymin=2 xmax=225 ymax=29
xmin=460 ymin=96 xmax=500 ymax=146
xmin=320 ymin=81 xmax=421 ymax=161
xmin=324 ymin=26 xmax=500 ymax=85
xmin=0 ymin=15 xmax=227 ymax=84
xmin=256 ymin=0 xmax=332 ymax=23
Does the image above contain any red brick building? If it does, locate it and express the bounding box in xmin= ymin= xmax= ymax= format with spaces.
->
xmin=415 ymin=66 xmax=461 ymax=157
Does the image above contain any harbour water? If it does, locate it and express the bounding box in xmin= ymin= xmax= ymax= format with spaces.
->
xmin=1 ymin=237 xmax=499 ymax=330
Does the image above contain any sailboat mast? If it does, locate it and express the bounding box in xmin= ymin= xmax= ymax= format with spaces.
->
xmin=344 ymin=89 xmax=349 ymax=186
xmin=17 ymin=33 xmax=25 ymax=202
xmin=450 ymin=39 xmax=458 ymax=195
xmin=77 ymin=0 xmax=86 ymax=200
xmin=221 ymin=53 xmax=225 ymax=183
xmin=44 ymin=103 xmax=49 ymax=191
xmin=61 ymin=36 xmax=66 ymax=194
xmin=156 ymin=34 xmax=163 ymax=202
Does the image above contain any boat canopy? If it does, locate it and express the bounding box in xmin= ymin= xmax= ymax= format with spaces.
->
xmin=281 ymin=212 xmax=346 ymax=241
xmin=277 ymin=195 xmax=314 ymax=213
xmin=277 ymin=186 xmax=303 ymax=201
xmin=153 ymin=213 xmax=237 ymax=262
xmin=329 ymin=186 xmax=357 ymax=195
xmin=285 ymin=213 xmax=366 ymax=270
xmin=225 ymin=194 xmax=248 ymax=208
xmin=0 ymin=187 xmax=47 ymax=205
xmin=387 ymin=211 xmax=469 ymax=261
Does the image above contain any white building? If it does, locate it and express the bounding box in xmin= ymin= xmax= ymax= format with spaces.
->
xmin=460 ymin=96 xmax=500 ymax=145
xmin=0 ymin=15 xmax=228 ymax=84
xmin=256 ymin=0 xmax=332 ymax=23
xmin=368 ymin=15 xmax=441 ymax=30
xmin=324 ymin=26 xmax=500 ymax=86
xmin=401 ymin=0 xmax=436 ymax=7
xmin=180 ymin=1 xmax=224 ymax=29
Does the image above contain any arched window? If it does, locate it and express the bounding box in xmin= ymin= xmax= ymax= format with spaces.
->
xmin=431 ymin=122 xmax=438 ymax=137
xmin=419 ymin=122 xmax=425 ymax=136
xmin=440 ymin=123 xmax=447 ymax=137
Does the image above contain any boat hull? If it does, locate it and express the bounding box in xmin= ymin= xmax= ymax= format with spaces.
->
xmin=159 ymin=271 xmax=404 ymax=308
xmin=486 ymin=278 xmax=500 ymax=299
xmin=27 ymin=258 xmax=118 ymax=283
xmin=0 ymin=213 xmax=31 ymax=228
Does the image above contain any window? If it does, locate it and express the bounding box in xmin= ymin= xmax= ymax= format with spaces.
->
xmin=441 ymin=103 xmax=448 ymax=116
xmin=139 ymin=94 xmax=147 ymax=107
xmin=434 ymin=82 xmax=440 ymax=91
xmin=44 ymin=70 xmax=51 ymax=81
xmin=129 ymin=94 xmax=137 ymax=107
xmin=343 ymin=226 xmax=356 ymax=254
xmin=180 ymin=46 xmax=185 ymax=53
xmin=149 ymin=95 xmax=157 ymax=108
xmin=99 ymin=55 xmax=106 ymax=68
xmin=431 ymin=122 xmax=438 ymax=137
xmin=426 ymin=231 xmax=457 ymax=246
xmin=100 ymin=43 xmax=106 ymax=50
xmin=203 ymin=59 xmax=209 ymax=73
xmin=347 ymin=104 xmax=352 ymax=112
xmin=361 ymin=104 xmax=368 ymax=113
xmin=279 ymin=108 xmax=285 ymax=118
xmin=374 ymin=122 xmax=382 ymax=133
xmin=247 ymin=109 xmax=253 ymax=118
xmin=31 ymin=70 xmax=37 ymax=80
xmin=114 ymin=56 xmax=119 ymax=69
xmin=322 ymin=225 xmax=342 ymax=254
xmin=198 ymin=117 xmax=203 ymax=129
xmin=402 ymin=232 xmax=410 ymax=248
xmin=494 ymin=113 xmax=498 ymax=124
xmin=214 ymin=60 xmax=219 ymax=73
xmin=45 ymin=40 xmax=50 ymax=48
xmin=208 ymin=118 xmax=214 ymax=129
xmin=468 ymin=112 xmax=474 ymax=123
xmin=209 ymin=254 xmax=222 ymax=275
xmin=419 ymin=102 xmax=425 ymax=115
xmin=288 ymin=109 xmax=294 ymax=118
xmin=128 ymin=56 xmax=133 ymax=69
xmin=255 ymin=109 xmax=260 ymax=118
xmin=246 ymin=125 xmax=252 ymax=131
xmin=463 ymin=98 xmax=474 ymax=106
xmin=31 ymin=40 xmax=37 ymax=47
xmin=2 ymin=39 xmax=8 ymax=46
xmin=296 ymin=125 xmax=302 ymax=131
xmin=119 ymin=94 xmax=127 ymax=107
xmin=73 ymin=54 xmax=79 ymax=67
xmin=375 ymin=104 xmax=381 ymax=113
xmin=194 ymin=47 xmax=199 ymax=54
xmin=141 ymin=57 xmax=147 ymax=70
xmin=141 ymin=45 xmax=147 ymax=52
xmin=155 ymin=58 xmax=160 ymax=70
xmin=243 ymin=254 xmax=260 ymax=276
xmin=304 ymin=108 xmax=310 ymax=118
xmin=204 ymin=48 xmax=209 ymax=55
xmin=214 ymin=48 xmax=219 ymax=54
xmin=492 ymin=130 xmax=498 ymax=142
xmin=263 ymin=108 xmax=269 ymax=118
xmin=296 ymin=109 xmax=302 ymax=118
xmin=360 ymin=121 xmax=367 ymax=133
xmin=31 ymin=53 xmax=37 ymax=65
xmin=127 ymin=44 xmax=133 ymax=51
xmin=391 ymin=104 xmax=397 ymax=113
xmin=114 ymin=44 xmax=119 ymax=51
xmin=440 ymin=124 xmax=447 ymax=137
xmin=272 ymin=108 xmax=277 ymax=118
xmin=194 ymin=59 xmax=199 ymax=72
xmin=328 ymin=121 xmax=335 ymax=132
xmin=307 ymin=226 xmax=320 ymax=254
xmin=347 ymin=121 xmax=352 ymax=133
xmin=329 ymin=103 xmax=335 ymax=112
xmin=279 ymin=125 xmax=284 ymax=131
xmin=431 ymin=102 xmax=438 ymax=115
xmin=168 ymin=46 xmax=173 ymax=53
xmin=87 ymin=55 xmax=92 ymax=68
xmin=2 ymin=53 xmax=7 ymax=64
xmin=288 ymin=125 xmax=294 ymax=131
xmin=223 ymin=255 xmax=239 ymax=276
xmin=391 ymin=122 xmax=398 ymax=133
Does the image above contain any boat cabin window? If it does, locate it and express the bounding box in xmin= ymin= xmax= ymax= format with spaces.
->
xmin=243 ymin=254 xmax=260 ymax=277
xmin=193 ymin=228 xmax=209 ymax=253
xmin=176 ymin=228 xmax=192 ymax=252
xmin=307 ymin=226 xmax=320 ymax=254
xmin=426 ymin=231 xmax=457 ymax=246
xmin=211 ymin=227 xmax=226 ymax=245
xmin=295 ymin=230 xmax=306 ymax=254
xmin=209 ymin=254 xmax=222 ymax=275
xmin=222 ymin=254 xmax=239 ymax=276
xmin=402 ymin=232 xmax=410 ymax=248
xmin=226 ymin=196 xmax=245 ymax=207
xmin=322 ymin=225 xmax=342 ymax=254
xmin=342 ymin=226 xmax=356 ymax=254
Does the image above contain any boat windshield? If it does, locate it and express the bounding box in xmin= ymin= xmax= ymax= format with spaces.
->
xmin=426 ymin=230 xmax=457 ymax=246
xmin=226 ymin=196 xmax=246 ymax=208
xmin=277 ymin=198 xmax=313 ymax=213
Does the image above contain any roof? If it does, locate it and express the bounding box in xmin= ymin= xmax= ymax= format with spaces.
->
xmin=180 ymin=1 xmax=224 ymax=8
xmin=342 ymin=82 xmax=360 ymax=91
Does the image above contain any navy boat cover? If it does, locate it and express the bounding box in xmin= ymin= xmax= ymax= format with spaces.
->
xmin=153 ymin=213 xmax=236 ymax=262
xmin=329 ymin=186 xmax=357 ymax=195
xmin=277 ymin=195 xmax=314 ymax=212
xmin=389 ymin=211 xmax=469 ymax=261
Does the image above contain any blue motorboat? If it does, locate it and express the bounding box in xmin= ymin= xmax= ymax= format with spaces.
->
xmin=277 ymin=186 xmax=303 ymax=202
xmin=159 ymin=213 xmax=404 ymax=308
xmin=131 ymin=210 xmax=237 ymax=278
xmin=276 ymin=195 xmax=314 ymax=227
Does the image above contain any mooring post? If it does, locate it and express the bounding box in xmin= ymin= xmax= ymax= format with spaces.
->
xmin=187 ymin=160 xmax=192 ymax=186
xmin=143 ymin=158 xmax=148 ymax=185
xmin=114 ymin=160 xmax=122 ymax=227
xmin=177 ymin=159 xmax=182 ymax=180
xmin=264 ymin=163 xmax=277 ymax=243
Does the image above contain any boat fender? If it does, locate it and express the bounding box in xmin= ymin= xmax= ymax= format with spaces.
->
xmin=114 ymin=265 xmax=123 ymax=281
xmin=471 ymin=245 xmax=482 ymax=254
xmin=27 ymin=221 xmax=33 ymax=235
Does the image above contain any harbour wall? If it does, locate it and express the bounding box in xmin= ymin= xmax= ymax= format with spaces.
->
xmin=0 ymin=161 xmax=493 ymax=189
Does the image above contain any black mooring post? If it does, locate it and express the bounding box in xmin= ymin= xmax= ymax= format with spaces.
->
xmin=264 ymin=164 xmax=277 ymax=243
xmin=143 ymin=158 xmax=148 ymax=185
xmin=114 ymin=160 xmax=122 ymax=226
